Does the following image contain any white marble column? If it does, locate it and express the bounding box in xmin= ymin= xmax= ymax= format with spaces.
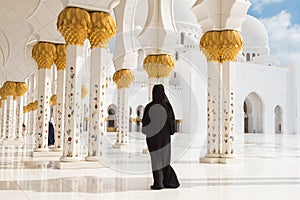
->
xmin=31 ymin=101 xmax=38 ymax=147
xmin=35 ymin=68 xmax=52 ymax=151
xmin=28 ymin=104 xmax=34 ymax=136
xmin=32 ymin=105 xmax=38 ymax=149
xmin=206 ymin=62 xmax=221 ymax=157
xmin=53 ymin=45 xmax=66 ymax=151
xmin=113 ymin=69 xmax=134 ymax=147
xmin=0 ymin=100 xmax=2 ymax=138
xmin=0 ymin=98 xmax=7 ymax=139
xmin=23 ymin=109 xmax=28 ymax=136
xmin=12 ymin=98 xmax=17 ymax=139
xmin=15 ymin=82 xmax=28 ymax=140
xmin=16 ymin=96 xmax=24 ymax=139
xmin=32 ymin=42 xmax=56 ymax=151
xmin=85 ymin=10 xmax=117 ymax=160
xmin=2 ymin=81 xmax=17 ymax=140
xmin=60 ymin=45 xmax=84 ymax=161
xmin=54 ymin=70 xmax=66 ymax=150
xmin=5 ymin=95 xmax=15 ymax=139
xmin=221 ymin=62 xmax=235 ymax=157
xmin=86 ymin=48 xmax=108 ymax=160
xmin=115 ymin=87 xmax=130 ymax=146
xmin=192 ymin=0 xmax=250 ymax=165
xmin=57 ymin=7 xmax=91 ymax=162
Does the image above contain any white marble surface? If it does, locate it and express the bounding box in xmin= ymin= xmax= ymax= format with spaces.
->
xmin=1 ymin=133 xmax=300 ymax=199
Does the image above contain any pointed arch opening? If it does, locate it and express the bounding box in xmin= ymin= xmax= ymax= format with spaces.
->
xmin=243 ymin=92 xmax=265 ymax=133
xmin=275 ymin=105 xmax=283 ymax=134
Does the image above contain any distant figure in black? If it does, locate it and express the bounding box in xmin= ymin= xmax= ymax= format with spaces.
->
xmin=48 ymin=118 xmax=55 ymax=146
xmin=142 ymin=84 xmax=180 ymax=190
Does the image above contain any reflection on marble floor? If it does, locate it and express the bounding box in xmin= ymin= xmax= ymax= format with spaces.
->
xmin=1 ymin=133 xmax=300 ymax=200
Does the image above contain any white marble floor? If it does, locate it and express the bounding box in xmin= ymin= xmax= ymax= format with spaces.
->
xmin=1 ymin=133 xmax=300 ymax=200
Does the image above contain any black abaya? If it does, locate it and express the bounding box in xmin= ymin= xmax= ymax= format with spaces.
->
xmin=48 ymin=121 xmax=55 ymax=146
xmin=142 ymin=85 xmax=180 ymax=189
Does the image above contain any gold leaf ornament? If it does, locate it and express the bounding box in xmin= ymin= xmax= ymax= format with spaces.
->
xmin=143 ymin=54 xmax=175 ymax=78
xmin=3 ymin=81 xmax=17 ymax=97
xmin=81 ymin=86 xmax=88 ymax=99
xmin=0 ymin=87 xmax=7 ymax=100
xmin=54 ymin=44 xmax=66 ymax=70
xmin=32 ymin=42 xmax=56 ymax=69
xmin=200 ymin=30 xmax=243 ymax=63
xmin=57 ymin=7 xmax=91 ymax=46
xmin=50 ymin=95 xmax=57 ymax=106
xmin=89 ymin=11 xmax=117 ymax=48
xmin=16 ymin=82 xmax=28 ymax=97
xmin=113 ymin=69 xmax=134 ymax=89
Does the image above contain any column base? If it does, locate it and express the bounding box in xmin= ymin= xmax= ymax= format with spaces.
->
xmin=53 ymin=160 xmax=106 ymax=169
xmin=85 ymin=156 xmax=99 ymax=162
xmin=51 ymin=148 xmax=63 ymax=152
xmin=221 ymin=154 xmax=236 ymax=159
xmin=200 ymin=154 xmax=237 ymax=164
xmin=34 ymin=148 xmax=49 ymax=152
xmin=113 ymin=143 xmax=130 ymax=149
xmin=59 ymin=156 xmax=81 ymax=162
xmin=32 ymin=150 xmax=61 ymax=158
xmin=2 ymin=138 xmax=24 ymax=147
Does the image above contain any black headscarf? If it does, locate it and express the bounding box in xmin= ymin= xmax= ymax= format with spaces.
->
xmin=152 ymin=84 xmax=170 ymax=107
xmin=142 ymin=84 xmax=176 ymax=137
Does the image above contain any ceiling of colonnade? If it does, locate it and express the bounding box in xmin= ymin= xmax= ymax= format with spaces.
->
xmin=0 ymin=0 xmax=39 ymax=84
xmin=0 ymin=0 xmax=199 ymax=86
xmin=0 ymin=0 xmax=65 ymax=86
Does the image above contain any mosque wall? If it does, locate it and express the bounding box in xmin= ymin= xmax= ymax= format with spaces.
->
xmin=285 ymin=66 xmax=297 ymax=134
xmin=296 ymin=66 xmax=300 ymax=134
xmin=235 ymin=63 xmax=291 ymax=134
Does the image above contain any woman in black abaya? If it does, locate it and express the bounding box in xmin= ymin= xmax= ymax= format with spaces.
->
xmin=142 ymin=84 xmax=180 ymax=190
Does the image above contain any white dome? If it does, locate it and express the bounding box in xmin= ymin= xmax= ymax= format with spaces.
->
xmin=241 ymin=15 xmax=269 ymax=50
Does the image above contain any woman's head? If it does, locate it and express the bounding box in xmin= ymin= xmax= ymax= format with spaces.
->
xmin=152 ymin=84 xmax=169 ymax=104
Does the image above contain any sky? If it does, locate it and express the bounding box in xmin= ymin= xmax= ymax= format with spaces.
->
xmin=247 ymin=0 xmax=300 ymax=66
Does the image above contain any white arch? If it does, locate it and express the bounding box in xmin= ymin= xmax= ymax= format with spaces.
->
xmin=243 ymin=92 xmax=265 ymax=133
xmin=274 ymin=105 xmax=283 ymax=134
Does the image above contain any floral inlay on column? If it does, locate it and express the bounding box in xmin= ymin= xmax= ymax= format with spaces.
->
xmin=57 ymin=7 xmax=91 ymax=161
xmin=3 ymin=81 xmax=17 ymax=139
xmin=113 ymin=69 xmax=134 ymax=146
xmin=0 ymin=88 xmax=7 ymax=139
xmin=15 ymin=82 xmax=28 ymax=139
xmin=54 ymin=44 xmax=66 ymax=151
xmin=192 ymin=0 xmax=251 ymax=162
xmin=86 ymin=11 xmax=116 ymax=161
xmin=32 ymin=42 xmax=56 ymax=151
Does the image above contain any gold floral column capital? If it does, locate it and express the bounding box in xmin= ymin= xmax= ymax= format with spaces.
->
xmin=32 ymin=42 xmax=56 ymax=69
xmin=3 ymin=81 xmax=17 ymax=97
xmin=0 ymin=88 xmax=7 ymax=100
xmin=143 ymin=54 xmax=175 ymax=78
xmin=23 ymin=105 xmax=28 ymax=113
xmin=81 ymin=86 xmax=88 ymax=99
xmin=16 ymin=82 xmax=28 ymax=97
xmin=200 ymin=30 xmax=243 ymax=63
xmin=33 ymin=100 xmax=38 ymax=111
xmin=54 ymin=44 xmax=66 ymax=70
xmin=57 ymin=7 xmax=91 ymax=46
xmin=88 ymin=11 xmax=117 ymax=49
xmin=27 ymin=103 xmax=34 ymax=112
xmin=113 ymin=69 xmax=134 ymax=89
xmin=50 ymin=95 xmax=57 ymax=106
